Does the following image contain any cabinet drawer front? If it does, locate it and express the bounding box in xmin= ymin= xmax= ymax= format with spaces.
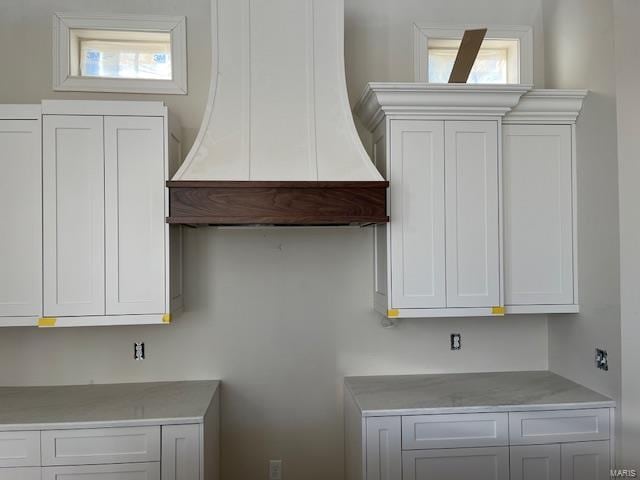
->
xmin=0 ymin=431 xmax=40 ymax=467
xmin=42 ymin=462 xmax=160 ymax=480
xmin=42 ymin=427 xmax=160 ymax=466
xmin=402 ymin=447 xmax=509 ymax=480
xmin=0 ymin=467 xmax=41 ymax=480
xmin=509 ymin=409 xmax=610 ymax=445
xmin=402 ymin=413 xmax=508 ymax=450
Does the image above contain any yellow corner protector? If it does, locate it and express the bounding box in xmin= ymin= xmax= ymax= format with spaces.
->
xmin=387 ymin=309 xmax=400 ymax=318
xmin=38 ymin=317 xmax=57 ymax=328
xmin=492 ymin=306 xmax=506 ymax=316
xmin=162 ymin=314 xmax=172 ymax=324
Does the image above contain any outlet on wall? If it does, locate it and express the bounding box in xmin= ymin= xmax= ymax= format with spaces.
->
xmin=269 ymin=460 xmax=282 ymax=480
xmin=595 ymin=348 xmax=608 ymax=371
xmin=451 ymin=333 xmax=462 ymax=351
xmin=134 ymin=342 xmax=145 ymax=361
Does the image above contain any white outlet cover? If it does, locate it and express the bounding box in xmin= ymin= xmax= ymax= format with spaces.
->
xmin=269 ymin=460 xmax=282 ymax=480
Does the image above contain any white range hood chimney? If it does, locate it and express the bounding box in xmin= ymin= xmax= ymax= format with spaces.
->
xmin=168 ymin=0 xmax=388 ymax=225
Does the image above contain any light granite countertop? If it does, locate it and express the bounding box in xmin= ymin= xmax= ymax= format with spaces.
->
xmin=0 ymin=380 xmax=219 ymax=430
xmin=345 ymin=371 xmax=614 ymax=416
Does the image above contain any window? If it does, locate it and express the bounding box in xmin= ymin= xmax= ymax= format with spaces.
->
xmin=53 ymin=13 xmax=187 ymax=94
xmin=414 ymin=25 xmax=533 ymax=85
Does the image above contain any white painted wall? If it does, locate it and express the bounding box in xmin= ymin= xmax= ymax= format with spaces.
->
xmin=613 ymin=0 xmax=640 ymax=467
xmin=0 ymin=1 xmax=549 ymax=478
xmin=542 ymin=0 xmax=622 ymax=432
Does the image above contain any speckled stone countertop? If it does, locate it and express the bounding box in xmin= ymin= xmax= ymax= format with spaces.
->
xmin=345 ymin=371 xmax=614 ymax=416
xmin=0 ymin=380 xmax=219 ymax=430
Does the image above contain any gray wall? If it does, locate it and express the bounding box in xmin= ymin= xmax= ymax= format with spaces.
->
xmin=0 ymin=1 xmax=552 ymax=478
xmin=542 ymin=0 xmax=622 ymax=447
xmin=613 ymin=0 xmax=640 ymax=466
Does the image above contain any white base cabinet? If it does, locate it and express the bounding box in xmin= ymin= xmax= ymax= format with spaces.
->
xmin=345 ymin=398 xmax=613 ymax=480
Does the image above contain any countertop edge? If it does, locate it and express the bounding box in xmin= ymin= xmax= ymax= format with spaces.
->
xmin=0 ymin=415 xmax=206 ymax=432
xmin=360 ymin=400 xmax=617 ymax=417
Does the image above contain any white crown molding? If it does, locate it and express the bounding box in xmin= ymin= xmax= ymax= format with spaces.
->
xmin=354 ymin=83 xmax=532 ymax=131
xmin=0 ymin=105 xmax=41 ymax=120
xmin=503 ymin=89 xmax=588 ymax=124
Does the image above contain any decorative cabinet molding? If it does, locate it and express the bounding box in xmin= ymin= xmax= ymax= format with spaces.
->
xmin=356 ymin=85 xmax=586 ymax=318
xmin=1 ymin=101 xmax=183 ymax=327
xmin=0 ymin=108 xmax=42 ymax=325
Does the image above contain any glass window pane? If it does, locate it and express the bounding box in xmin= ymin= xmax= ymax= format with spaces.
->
xmin=427 ymin=38 xmax=518 ymax=84
xmin=74 ymin=29 xmax=172 ymax=80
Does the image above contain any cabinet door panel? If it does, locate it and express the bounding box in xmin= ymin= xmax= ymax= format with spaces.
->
xmin=510 ymin=444 xmax=561 ymax=480
xmin=365 ymin=417 xmax=401 ymax=480
xmin=561 ymin=441 xmax=609 ymax=480
xmin=43 ymin=116 xmax=105 ymax=317
xmin=503 ymin=125 xmax=574 ymax=306
xmin=161 ymin=424 xmax=200 ymax=480
xmin=445 ymin=121 xmax=500 ymax=308
xmin=403 ymin=447 xmax=509 ymax=480
xmin=0 ymin=120 xmax=42 ymax=317
xmin=105 ymin=116 xmax=165 ymax=315
xmin=390 ymin=120 xmax=446 ymax=309
xmin=0 ymin=467 xmax=41 ymax=480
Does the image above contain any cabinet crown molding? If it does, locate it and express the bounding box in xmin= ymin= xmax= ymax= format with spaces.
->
xmin=354 ymin=83 xmax=532 ymax=130
xmin=503 ymin=89 xmax=588 ymax=124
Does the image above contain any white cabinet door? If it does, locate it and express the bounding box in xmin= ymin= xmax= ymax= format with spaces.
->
xmin=161 ymin=424 xmax=200 ymax=480
xmin=42 ymin=463 xmax=160 ymax=480
xmin=389 ymin=120 xmax=446 ymax=309
xmin=0 ymin=120 xmax=42 ymax=318
xmin=510 ymin=444 xmax=561 ymax=480
xmin=561 ymin=441 xmax=610 ymax=480
xmin=366 ymin=417 xmax=401 ymax=480
xmin=403 ymin=447 xmax=509 ymax=480
xmin=503 ymin=125 xmax=574 ymax=306
xmin=445 ymin=121 xmax=500 ymax=308
xmin=43 ymin=116 xmax=105 ymax=317
xmin=104 ymin=116 xmax=165 ymax=315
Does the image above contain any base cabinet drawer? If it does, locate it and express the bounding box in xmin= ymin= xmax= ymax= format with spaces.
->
xmin=561 ymin=441 xmax=610 ymax=480
xmin=509 ymin=409 xmax=609 ymax=445
xmin=0 ymin=431 xmax=40 ymax=467
xmin=0 ymin=467 xmax=41 ymax=480
xmin=510 ymin=444 xmax=561 ymax=480
xmin=402 ymin=447 xmax=509 ymax=480
xmin=42 ymin=462 xmax=160 ymax=480
xmin=402 ymin=413 xmax=508 ymax=450
xmin=42 ymin=427 xmax=160 ymax=466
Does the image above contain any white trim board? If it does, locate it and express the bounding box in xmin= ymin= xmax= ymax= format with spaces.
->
xmin=413 ymin=24 xmax=533 ymax=85
xmin=52 ymin=12 xmax=188 ymax=95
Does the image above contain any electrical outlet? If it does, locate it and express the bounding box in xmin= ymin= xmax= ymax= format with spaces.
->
xmin=451 ymin=333 xmax=462 ymax=351
xmin=595 ymin=348 xmax=608 ymax=371
xmin=134 ymin=342 xmax=145 ymax=360
xmin=269 ymin=460 xmax=282 ymax=480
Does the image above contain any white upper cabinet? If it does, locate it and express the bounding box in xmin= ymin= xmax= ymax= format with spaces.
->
xmin=355 ymin=85 xmax=586 ymax=318
xmin=43 ymin=115 xmax=105 ymax=317
xmin=105 ymin=116 xmax=166 ymax=315
xmin=0 ymin=111 xmax=42 ymax=321
xmin=503 ymin=124 xmax=576 ymax=311
xmin=445 ymin=121 xmax=500 ymax=308
xmin=390 ymin=120 xmax=446 ymax=309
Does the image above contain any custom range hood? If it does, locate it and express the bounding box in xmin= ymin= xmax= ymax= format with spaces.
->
xmin=167 ymin=0 xmax=388 ymax=226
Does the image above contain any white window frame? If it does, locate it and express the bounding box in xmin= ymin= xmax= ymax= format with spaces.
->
xmin=413 ymin=24 xmax=533 ymax=85
xmin=52 ymin=12 xmax=187 ymax=95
